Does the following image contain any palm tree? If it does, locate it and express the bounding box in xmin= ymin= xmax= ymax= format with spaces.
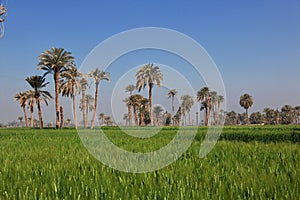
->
xmin=125 ymin=84 xmax=136 ymax=95
xmin=79 ymin=94 xmax=95 ymax=127
xmin=123 ymin=97 xmax=133 ymax=126
xmin=130 ymin=94 xmax=144 ymax=126
xmin=14 ymin=92 xmax=29 ymax=127
xmin=210 ymin=91 xmax=218 ymax=125
xmin=26 ymin=75 xmax=53 ymax=128
xmin=239 ymin=93 xmax=254 ymax=124
xmin=18 ymin=116 xmax=23 ymax=127
xmin=181 ymin=94 xmax=194 ymax=125
xmin=26 ymin=90 xmax=35 ymax=127
xmin=59 ymin=66 xmax=82 ymax=128
xmin=79 ymin=77 xmax=88 ymax=127
xmin=136 ymin=63 xmax=163 ymax=126
xmin=38 ymin=47 xmax=75 ymax=128
xmin=88 ymin=68 xmax=110 ymax=129
xmin=98 ymin=113 xmax=105 ymax=126
xmin=168 ymin=89 xmax=178 ymax=118
xmin=196 ymin=87 xmax=211 ymax=126
xmin=153 ymin=105 xmax=164 ymax=126
xmin=123 ymin=114 xmax=129 ymax=125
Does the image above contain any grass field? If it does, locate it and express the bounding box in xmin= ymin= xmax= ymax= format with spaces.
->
xmin=0 ymin=126 xmax=299 ymax=199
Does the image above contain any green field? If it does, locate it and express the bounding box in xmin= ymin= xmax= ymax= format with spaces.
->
xmin=0 ymin=126 xmax=299 ymax=199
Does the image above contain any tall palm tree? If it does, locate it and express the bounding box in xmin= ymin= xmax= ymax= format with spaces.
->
xmin=79 ymin=94 xmax=95 ymax=127
xmin=181 ymin=94 xmax=194 ymax=125
xmin=136 ymin=63 xmax=163 ymax=126
xmin=38 ymin=47 xmax=75 ymax=128
xmin=168 ymin=89 xmax=178 ymax=117
xmin=239 ymin=93 xmax=254 ymax=124
xmin=14 ymin=92 xmax=29 ymax=127
xmin=88 ymin=68 xmax=110 ymax=129
xmin=125 ymin=84 xmax=136 ymax=95
xmin=59 ymin=66 xmax=82 ymax=128
xmin=210 ymin=91 xmax=218 ymax=125
xmin=79 ymin=77 xmax=88 ymax=128
xmin=25 ymin=75 xmax=53 ymax=128
xmin=196 ymin=87 xmax=211 ymax=126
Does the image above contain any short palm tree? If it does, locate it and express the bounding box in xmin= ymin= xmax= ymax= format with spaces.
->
xmin=98 ymin=113 xmax=105 ymax=126
xmin=196 ymin=87 xmax=211 ymax=126
xmin=130 ymin=94 xmax=144 ymax=126
xmin=153 ymin=105 xmax=164 ymax=126
xmin=59 ymin=66 xmax=82 ymax=128
xmin=239 ymin=93 xmax=254 ymax=124
xmin=25 ymin=75 xmax=53 ymax=128
xmin=123 ymin=97 xmax=133 ymax=126
xmin=38 ymin=47 xmax=74 ymax=128
xmin=125 ymin=84 xmax=136 ymax=95
xmin=88 ymin=68 xmax=110 ymax=129
xmin=136 ymin=63 xmax=163 ymax=126
xmin=14 ymin=92 xmax=29 ymax=127
xmin=168 ymin=89 xmax=178 ymax=117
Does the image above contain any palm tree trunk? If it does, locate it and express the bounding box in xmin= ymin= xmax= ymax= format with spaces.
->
xmin=172 ymin=96 xmax=174 ymax=116
xmin=188 ymin=111 xmax=191 ymax=126
xmin=22 ymin=106 xmax=29 ymax=127
xmin=133 ymin=106 xmax=139 ymax=125
xmin=149 ymin=84 xmax=154 ymax=126
xmin=82 ymin=88 xmax=87 ymax=128
xmin=36 ymin=99 xmax=43 ymax=129
xmin=245 ymin=108 xmax=249 ymax=124
xmin=91 ymin=83 xmax=99 ymax=129
xmin=73 ymin=95 xmax=77 ymax=128
xmin=54 ymin=72 xmax=60 ymax=128
xmin=128 ymin=105 xmax=132 ymax=126
xmin=30 ymin=104 xmax=34 ymax=127
xmin=60 ymin=106 xmax=64 ymax=128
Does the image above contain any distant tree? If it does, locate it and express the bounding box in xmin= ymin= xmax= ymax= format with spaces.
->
xmin=153 ymin=105 xmax=164 ymax=126
xmin=14 ymin=92 xmax=29 ymax=127
xmin=38 ymin=47 xmax=74 ymax=128
xmin=88 ymin=68 xmax=110 ymax=129
xmin=136 ymin=63 xmax=163 ymax=126
xmin=249 ymin=112 xmax=264 ymax=124
xmin=123 ymin=97 xmax=133 ymax=126
xmin=225 ymin=111 xmax=239 ymax=125
xmin=123 ymin=114 xmax=129 ymax=125
xmin=125 ymin=84 xmax=136 ymax=95
xmin=163 ymin=111 xmax=172 ymax=126
xmin=18 ymin=116 xmax=23 ymax=127
xmin=168 ymin=89 xmax=178 ymax=118
xmin=25 ymin=75 xmax=53 ymax=128
xmin=181 ymin=94 xmax=194 ymax=125
xmin=79 ymin=94 xmax=95 ymax=127
xmin=98 ymin=113 xmax=105 ymax=126
xmin=239 ymin=93 xmax=254 ymax=124
xmin=197 ymin=87 xmax=211 ymax=126
xmin=280 ymin=105 xmax=296 ymax=124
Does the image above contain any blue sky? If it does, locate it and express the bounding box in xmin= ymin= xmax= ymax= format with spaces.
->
xmin=0 ymin=0 xmax=300 ymax=124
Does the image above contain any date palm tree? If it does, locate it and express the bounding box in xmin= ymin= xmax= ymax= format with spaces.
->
xmin=130 ymin=94 xmax=144 ymax=126
xmin=197 ymin=87 xmax=211 ymax=126
xmin=88 ymin=68 xmax=110 ymax=129
xmin=239 ymin=93 xmax=254 ymax=124
xmin=181 ymin=94 xmax=194 ymax=125
xmin=153 ymin=105 xmax=164 ymax=126
xmin=168 ymin=89 xmax=178 ymax=117
xmin=14 ymin=92 xmax=29 ymax=127
xmin=136 ymin=63 xmax=163 ymax=126
xmin=79 ymin=77 xmax=88 ymax=128
xmin=99 ymin=113 xmax=105 ymax=126
xmin=123 ymin=97 xmax=133 ymax=126
xmin=25 ymin=75 xmax=53 ymax=128
xmin=38 ymin=47 xmax=74 ymax=128
xmin=59 ymin=66 xmax=82 ymax=128
xmin=125 ymin=84 xmax=136 ymax=95
xmin=79 ymin=94 xmax=95 ymax=127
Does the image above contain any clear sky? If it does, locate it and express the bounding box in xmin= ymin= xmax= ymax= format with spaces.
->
xmin=0 ymin=0 xmax=300 ymax=124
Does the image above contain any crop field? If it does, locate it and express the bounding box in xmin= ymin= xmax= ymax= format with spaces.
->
xmin=0 ymin=126 xmax=299 ymax=199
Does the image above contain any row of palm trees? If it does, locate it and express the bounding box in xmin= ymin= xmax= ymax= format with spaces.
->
xmin=15 ymin=47 xmax=110 ymax=129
